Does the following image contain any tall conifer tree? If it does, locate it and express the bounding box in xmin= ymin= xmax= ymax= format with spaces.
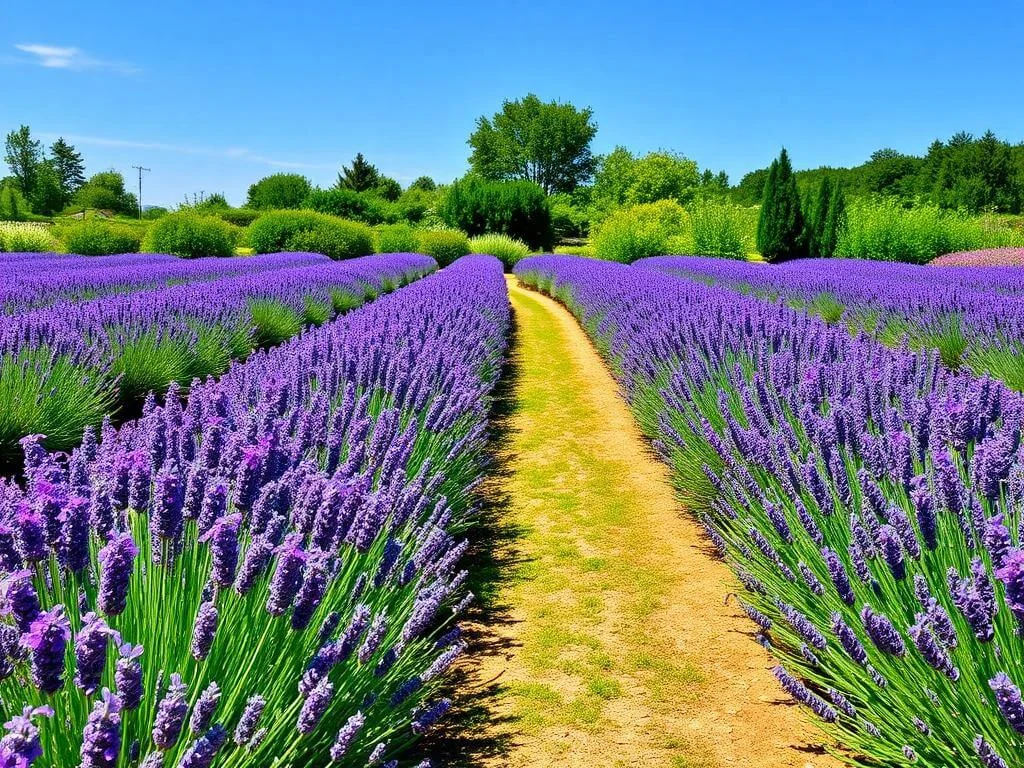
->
xmin=756 ymin=148 xmax=805 ymax=261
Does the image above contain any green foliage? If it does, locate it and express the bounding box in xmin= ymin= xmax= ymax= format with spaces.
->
xmin=836 ymin=198 xmax=1024 ymax=263
xmin=439 ymin=176 xmax=553 ymax=250
xmin=0 ymin=222 xmax=59 ymax=252
xmin=807 ymin=178 xmax=847 ymax=257
xmin=0 ymin=182 xmax=28 ymax=221
xmin=375 ymin=176 xmax=402 ymax=202
xmin=246 ymin=173 xmax=312 ymax=210
xmin=468 ymin=93 xmax=598 ymax=193
xmin=142 ymin=212 xmax=238 ymax=258
xmin=548 ymin=192 xmax=590 ymax=239
xmin=49 ymin=137 xmax=86 ymax=200
xmin=58 ymin=219 xmax=144 ymax=255
xmin=337 ymin=153 xmax=381 ymax=192
xmin=215 ymin=208 xmax=261 ymax=226
xmin=3 ymin=125 xmax=43 ymax=198
xmin=29 ymin=160 xmax=64 ymax=215
xmin=590 ymin=147 xmax=701 ymax=221
xmin=248 ymin=299 xmax=303 ymax=348
xmin=302 ymin=187 xmax=370 ymax=219
xmin=374 ymin=222 xmax=420 ymax=253
xmin=592 ymin=200 xmax=691 ymax=263
xmin=71 ymin=171 xmax=138 ymax=216
xmin=417 ymin=228 xmax=470 ymax=266
xmin=142 ymin=206 xmax=170 ymax=220
xmin=689 ymin=200 xmax=748 ymax=258
xmin=0 ymin=348 xmax=115 ymax=467
xmin=756 ymin=149 xmax=806 ymax=262
xmin=409 ymin=175 xmax=437 ymax=192
xmin=468 ymin=233 xmax=531 ymax=270
xmin=248 ymin=210 xmax=373 ymax=260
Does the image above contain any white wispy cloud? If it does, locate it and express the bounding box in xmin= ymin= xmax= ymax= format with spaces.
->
xmin=14 ymin=43 xmax=140 ymax=75
xmin=39 ymin=133 xmax=337 ymax=170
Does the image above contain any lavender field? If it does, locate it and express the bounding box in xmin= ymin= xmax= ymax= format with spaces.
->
xmin=1 ymin=245 xmax=1023 ymax=768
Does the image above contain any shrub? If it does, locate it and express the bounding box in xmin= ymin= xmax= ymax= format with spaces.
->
xmin=0 ymin=183 xmax=28 ymax=221
xmin=142 ymin=212 xmax=237 ymax=258
xmin=439 ymin=177 xmax=554 ymax=250
xmin=553 ymin=244 xmax=596 ymax=257
xmin=417 ymin=228 xmax=470 ymax=266
xmin=689 ymin=200 xmax=748 ymax=259
xmin=59 ymin=219 xmax=143 ymax=255
xmin=931 ymin=247 xmax=1024 ymax=266
xmin=0 ymin=221 xmax=59 ymax=252
xmin=216 ymin=208 xmax=262 ymax=227
xmin=375 ymin=222 xmax=420 ymax=253
xmin=592 ymin=200 xmax=690 ymax=263
xmin=246 ymin=173 xmax=312 ymax=210
xmin=248 ymin=210 xmax=373 ymax=260
xmin=302 ymin=188 xmax=370 ymax=220
xmin=468 ymin=233 xmax=531 ymax=271
xmin=836 ymin=198 xmax=1023 ymax=263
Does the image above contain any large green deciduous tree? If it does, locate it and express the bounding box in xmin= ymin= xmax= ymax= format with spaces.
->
xmin=246 ymin=173 xmax=312 ymax=210
xmin=3 ymin=125 xmax=43 ymax=198
xmin=72 ymin=171 xmax=138 ymax=216
xmin=756 ymin=148 xmax=805 ymax=262
xmin=590 ymin=147 xmax=701 ymax=218
xmin=468 ymin=94 xmax=597 ymax=194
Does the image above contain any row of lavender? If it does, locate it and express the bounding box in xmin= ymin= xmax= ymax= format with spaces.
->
xmin=1 ymin=253 xmax=328 ymax=314
xmin=639 ymin=255 xmax=1024 ymax=391
xmin=516 ymin=255 xmax=1024 ymax=768
xmin=0 ymin=253 xmax=437 ymax=469
xmin=0 ymin=255 xmax=510 ymax=767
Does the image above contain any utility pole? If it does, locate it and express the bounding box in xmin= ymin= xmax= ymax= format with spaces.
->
xmin=132 ymin=165 xmax=150 ymax=219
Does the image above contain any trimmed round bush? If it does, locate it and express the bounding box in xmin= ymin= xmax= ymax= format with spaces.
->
xmin=217 ymin=208 xmax=262 ymax=227
xmin=417 ymin=229 xmax=470 ymax=266
xmin=439 ymin=177 xmax=554 ymax=250
xmin=0 ymin=222 xmax=59 ymax=252
xmin=592 ymin=200 xmax=691 ymax=263
xmin=375 ymin=222 xmax=420 ymax=253
xmin=248 ymin=210 xmax=373 ymax=260
xmin=59 ymin=219 xmax=143 ymax=255
xmin=468 ymin=233 xmax=531 ymax=271
xmin=142 ymin=212 xmax=238 ymax=258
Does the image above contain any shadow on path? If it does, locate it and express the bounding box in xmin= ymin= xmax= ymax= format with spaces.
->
xmin=421 ymin=308 xmax=529 ymax=766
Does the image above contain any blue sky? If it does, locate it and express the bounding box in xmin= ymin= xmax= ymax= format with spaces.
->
xmin=2 ymin=0 xmax=1022 ymax=207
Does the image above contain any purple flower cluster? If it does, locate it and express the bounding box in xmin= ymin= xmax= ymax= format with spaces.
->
xmin=0 ymin=255 xmax=509 ymax=765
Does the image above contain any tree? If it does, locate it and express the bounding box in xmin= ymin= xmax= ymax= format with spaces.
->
xmin=409 ymin=176 xmax=436 ymax=192
xmin=0 ymin=181 xmax=27 ymax=221
xmin=590 ymin=147 xmax=701 ymax=218
xmin=373 ymin=175 xmax=402 ymax=202
xmin=49 ymin=137 xmax=86 ymax=201
xmin=72 ymin=171 xmax=138 ymax=215
xmin=246 ymin=173 xmax=312 ymax=209
xmin=3 ymin=125 xmax=43 ymax=197
xmin=337 ymin=153 xmax=380 ymax=193
xmin=756 ymin=148 xmax=805 ymax=262
xmin=30 ymin=160 xmax=65 ymax=215
xmin=468 ymin=94 xmax=598 ymax=194
xmin=820 ymin=181 xmax=847 ymax=258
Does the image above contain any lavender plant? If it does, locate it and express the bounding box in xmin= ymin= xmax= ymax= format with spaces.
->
xmin=0 ymin=255 xmax=509 ymax=767
xmin=516 ymin=255 xmax=1024 ymax=768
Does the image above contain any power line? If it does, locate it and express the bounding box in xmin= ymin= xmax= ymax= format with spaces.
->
xmin=132 ymin=165 xmax=150 ymax=219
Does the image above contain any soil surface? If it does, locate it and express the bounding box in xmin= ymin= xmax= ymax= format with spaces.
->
xmin=449 ymin=277 xmax=843 ymax=768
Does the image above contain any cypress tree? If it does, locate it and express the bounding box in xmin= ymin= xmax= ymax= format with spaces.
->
xmin=820 ymin=181 xmax=847 ymax=257
xmin=756 ymin=148 xmax=805 ymax=262
xmin=806 ymin=176 xmax=834 ymax=256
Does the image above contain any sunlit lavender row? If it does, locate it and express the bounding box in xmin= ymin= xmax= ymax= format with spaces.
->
xmin=0 ymin=254 xmax=509 ymax=767
xmin=0 ymin=252 xmax=436 ymax=469
xmin=638 ymin=255 xmax=1024 ymax=391
xmin=516 ymin=254 xmax=1024 ymax=768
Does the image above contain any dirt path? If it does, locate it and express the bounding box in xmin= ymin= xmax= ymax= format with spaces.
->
xmin=458 ymin=277 xmax=841 ymax=768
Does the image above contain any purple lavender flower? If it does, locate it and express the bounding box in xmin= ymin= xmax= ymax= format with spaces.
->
xmin=152 ymin=673 xmax=189 ymax=750
xmin=994 ymin=547 xmax=1024 ymax=624
xmin=177 ymin=724 xmax=227 ymax=768
xmin=990 ymin=672 xmax=1024 ymax=734
xmin=75 ymin=612 xmax=113 ymax=694
xmin=773 ymin=666 xmax=837 ymax=722
xmin=234 ymin=535 xmax=274 ymax=597
xmin=908 ymin=615 xmax=958 ymax=681
xmin=1 ymin=570 xmax=40 ymax=632
xmin=21 ymin=605 xmax=71 ymax=693
xmin=975 ymin=736 xmax=1010 ymax=768
xmin=411 ymin=699 xmax=452 ymax=734
xmin=0 ymin=705 xmax=52 ymax=767
xmin=80 ymin=689 xmax=122 ymax=768
xmin=358 ymin=612 xmax=389 ymax=664
xmin=877 ymin=524 xmax=906 ymax=580
xmin=199 ymin=514 xmax=241 ymax=589
xmin=329 ymin=712 xmax=365 ymax=761
xmin=191 ymin=601 xmax=219 ymax=660
xmin=266 ymin=534 xmax=307 ymax=616
xmin=861 ymin=605 xmax=905 ymax=657
xmin=189 ymin=682 xmax=221 ymax=734
xmin=13 ymin=504 xmax=46 ymax=563
xmin=423 ymin=642 xmax=464 ymax=682
xmin=297 ymin=679 xmax=334 ymax=734
xmin=822 ymin=549 xmax=855 ymax=605
xmin=232 ymin=695 xmax=265 ymax=747
xmin=114 ymin=640 xmax=144 ymax=710
xmin=291 ymin=554 xmax=330 ymax=631
xmin=97 ymin=533 xmax=138 ymax=616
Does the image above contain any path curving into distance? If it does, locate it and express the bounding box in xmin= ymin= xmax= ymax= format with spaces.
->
xmin=463 ymin=276 xmax=842 ymax=768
